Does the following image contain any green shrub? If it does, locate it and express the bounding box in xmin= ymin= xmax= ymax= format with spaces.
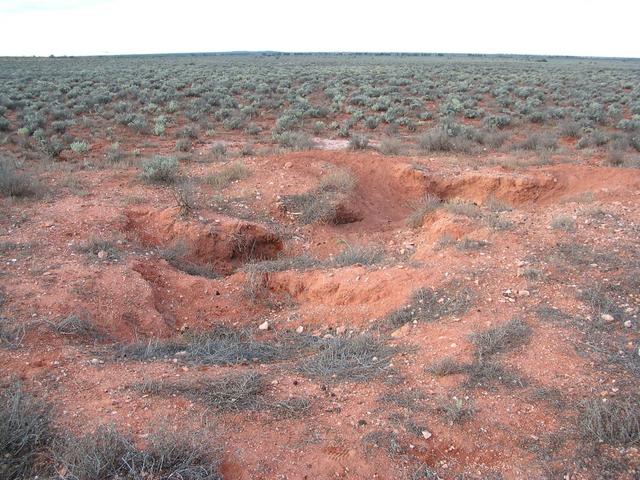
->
xmin=70 ymin=141 xmax=89 ymax=153
xmin=140 ymin=156 xmax=179 ymax=184
xmin=39 ymin=136 xmax=65 ymax=158
xmin=272 ymin=131 xmax=314 ymax=150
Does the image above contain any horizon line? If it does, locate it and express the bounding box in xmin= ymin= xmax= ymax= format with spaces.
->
xmin=2 ymin=50 xmax=639 ymax=61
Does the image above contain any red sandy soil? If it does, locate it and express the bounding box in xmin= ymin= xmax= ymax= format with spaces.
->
xmin=1 ymin=145 xmax=640 ymax=479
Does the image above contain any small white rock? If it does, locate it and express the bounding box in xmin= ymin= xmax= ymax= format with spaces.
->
xmin=258 ymin=321 xmax=269 ymax=330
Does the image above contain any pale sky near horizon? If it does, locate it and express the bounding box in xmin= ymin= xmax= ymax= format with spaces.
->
xmin=0 ymin=0 xmax=638 ymax=58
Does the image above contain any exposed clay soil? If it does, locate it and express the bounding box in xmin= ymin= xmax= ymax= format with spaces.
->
xmin=2 ymin=146 xmax=640 ymax=479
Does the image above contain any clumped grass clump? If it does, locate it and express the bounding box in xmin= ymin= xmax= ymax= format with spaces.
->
xmin=120 ymin=325 xmax=318 ymax=365
xmin=160 ymin=242 xmax=218 ymax=279
xmin=486 ymin=213 xmax=515 ymax=231
xmin=0 ymin=158 xmax=42 ymax=198
xmin=205 ymin=161 xmax=250 ymax=190
xmin=243 ymin=254 xmax=320 ymax=274
xmin=0 ymin=384 xmax=52 ymax=480
xmin=298 ymin=334 xmax=395 ymax=382
xmin=443 ymin=198 xmax=482 ymax=218
xmin=427 ymin=357 xmax=468 ymax=377
xmin=210 ymin=142 xmax=227 ymax=161
xmin=406 ymin=194 xmax=441 ymax=228
xmin=579 ymin=398 xmax=640 ymax=446
xmin=378 ymin=137 xmax=404 ymax=155
xmin=551 ymin=215 xmax=575 ymax=231
xmin=55 ymin=425 xmax=222 ymax=480
xmin=0 ymin=318 xmax=25 ymax=349
xmin=578 ymin=285 xmax=623 ymax=319
xmin=517 ymin=133 xmax=557 ymax=151
xmin=137 ymin=372 xmax=266 ymax=411
xmin=349 ymin=134 xmax=369 ymax=150
xmin=554 ymin=242 xmax=618 ymax=269
xmin=464 ymin=360 xmax=526 ymax=388
xmin=105 ymin=142 xmax=125 ymax=163
xmin=77 ymin=236 xmax=120 ymax=261
xmin=419 ymin=128 xmax=473 ymax=153
xmin=51 ymin=315 xmax=106 ymax=341
xmin=269 ymin=397 xmax=312 ymax=420
xmin=280 ymin=168 xmax=356 ymax=224
xmin=140 ymin=155 xmax=179 ymax=184
xmin=469 ymin=318 xmax=531 ymax=359
xmin=382 ymin=283 xmax=474 ymax=329
xmin=436 ymin=397 xmax=475 ymax=424
xmin=331 ymin=244 xmax=384 ymax=267
xmin=175 ymin=138 xmax=192 ymax=152
xmin=455 ymin=238 xmax=489 ymax=251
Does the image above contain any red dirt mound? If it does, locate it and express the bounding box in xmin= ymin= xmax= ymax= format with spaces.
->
xmin=124 ymin=207 xmax=283 ymax=273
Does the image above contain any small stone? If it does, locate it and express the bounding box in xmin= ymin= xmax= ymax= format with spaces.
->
xmin=601 ymin=313 xmax=615 ymax=322
xmin=296 ymin=326 xmax=304 ymax=334
xmin=518 ymin=290 xmax=530 ymax=297
xmin=97 ymin=250 xmax=107 ymax=259
xmin=258 ymin=321 xmax=269 ymax=330
xmin=624 ymin=320 xmax=632 ymax=328
xmin=336 ymin=326 xmax=347 ymax=335
xmin=422 ymin=430 xmax=432 ymax=440
xmin=284 ymin=161 xmax=293 ymax=169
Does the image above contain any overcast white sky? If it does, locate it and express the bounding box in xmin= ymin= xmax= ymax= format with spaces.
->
xmin=1 ymin=0 xmax=638 ymax=57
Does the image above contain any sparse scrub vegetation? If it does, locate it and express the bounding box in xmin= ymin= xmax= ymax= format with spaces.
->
xmin=2 ymin=53 xmax=640 ymax=480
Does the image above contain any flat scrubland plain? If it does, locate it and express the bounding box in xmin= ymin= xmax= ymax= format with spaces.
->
xmin=1 ymin=53 xmax=640 ymax=479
